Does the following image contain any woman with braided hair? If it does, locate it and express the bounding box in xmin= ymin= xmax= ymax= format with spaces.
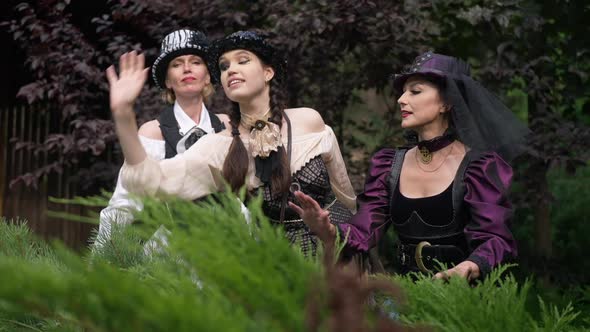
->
xmin=106 ymin=30 xmax=356 ymax=257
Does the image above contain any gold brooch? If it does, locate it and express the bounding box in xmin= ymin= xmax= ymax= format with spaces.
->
xmin=418 ymin=146 xmax=433 ymax=164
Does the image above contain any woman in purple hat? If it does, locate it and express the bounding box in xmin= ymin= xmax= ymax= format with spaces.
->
xmin=290 ymin=52 xmax=529 ymax=280
xmin=97 ymin=29 xmax=228 ymax=246
xmin=105 ymin=31 xmax=356 ymax=257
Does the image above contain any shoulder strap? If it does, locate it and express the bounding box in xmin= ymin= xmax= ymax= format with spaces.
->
xmin=279 ymin=112 xmax=292 ymax=223
xmin=158 ymin=107 xmax=182 ymax=159
xmin=209 ymin=112 xmax=226 ymax=133
xmin=387 ymin=148 xmax=408 ymax=212
xmin=451 ymin=149 xmax=484 ymax=217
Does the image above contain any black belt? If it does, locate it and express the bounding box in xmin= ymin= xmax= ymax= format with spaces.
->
xmin=396 ymin=242 xmax=466 ymax=274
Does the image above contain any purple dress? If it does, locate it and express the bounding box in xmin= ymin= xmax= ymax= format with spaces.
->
xmin=338 ymin=148 xmax=517 ymax=276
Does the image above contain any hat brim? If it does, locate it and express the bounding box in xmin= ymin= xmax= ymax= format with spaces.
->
xmin=392 ymin=69 xmax=446 ymax=93
xmin=151 ymin=46 xmax=212 ymax=89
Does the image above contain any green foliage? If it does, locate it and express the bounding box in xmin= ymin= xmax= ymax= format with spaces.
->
xmin=0 ymin=193 xmax=321 ymax=331
xmin=505 ymin=76 xmax=529 ymax=124
xmin=548 ymin=165 xmax=590 ymax=278
xmin=537 ymin=297 xmax=579 ymax=332
xmin=90 ymin=221 xmax=148 ymax=269
xmin=513 ymin=164 xmax=590 ymax=283
xmin=0 ymin=218 xmax=60 ymax=266
xmin=1 ymin=191 xmax=588 ymax=331
xmin=138 ymin=194 xmax=319 ymax=330
xmin=388 ymin=266 xmax=586 ymax=331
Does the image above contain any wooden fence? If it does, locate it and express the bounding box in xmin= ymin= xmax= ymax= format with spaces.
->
xmin=0 ymin=104 xmax=95 ymax=249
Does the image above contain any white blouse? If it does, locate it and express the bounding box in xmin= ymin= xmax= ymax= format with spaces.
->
xmin=121 ymin=125 xmax=357 ymax=212
xmin=97 ymin=102 xmax=215 ymax=245
xmin=96 ymin=136 xmax=166 ymax=245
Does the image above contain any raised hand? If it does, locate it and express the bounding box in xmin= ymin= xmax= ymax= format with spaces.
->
xmin=289 ymin=191 xmax=337 ymax=245
xmin=106 ymin=51 xmax=149 ymax=121
xmin=105 ymin=51 xmax=149 ymax=165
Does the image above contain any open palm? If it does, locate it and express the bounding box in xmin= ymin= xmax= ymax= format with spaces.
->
xmin=106 ymin=51 xmax=149 ymax=119
xmin=289 ymin=191 xmax=335 ymax=243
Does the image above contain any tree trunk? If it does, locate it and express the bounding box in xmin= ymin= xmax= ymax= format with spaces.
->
xmin=528 ymin=96 xmax=553 ymax=260
xmin=533 ymin=162 xmax=552 ymax=259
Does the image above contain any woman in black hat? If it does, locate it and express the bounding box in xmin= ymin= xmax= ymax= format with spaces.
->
xmin=290 ymin=52 xmax=529 ymax=280
xmin=98 ymin=29 xmax=227 ymax=246
xmin=106 ymin=31 xmax=356 ymax=257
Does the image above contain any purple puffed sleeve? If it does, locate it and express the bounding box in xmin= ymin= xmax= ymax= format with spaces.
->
xmin=338 ymin=148 xmax=395 ymax=254
xmin=464 ymin=152 xmax=517 ymax=276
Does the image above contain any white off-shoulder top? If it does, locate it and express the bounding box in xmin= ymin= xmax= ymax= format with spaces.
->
xmin=121 ymin=125 xmax=356 ymax=211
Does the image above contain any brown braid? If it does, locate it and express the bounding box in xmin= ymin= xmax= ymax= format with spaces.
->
xmin=267 ymin=78 xmax=291 ymax=194
xmin=221 ymin=62 xmax=291 ymax=194
xmin=222 ymin=102 xmax=249 ymax=192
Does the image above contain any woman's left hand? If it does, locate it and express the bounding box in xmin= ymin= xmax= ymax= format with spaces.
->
xmin=289 ymin=191 xmax=336 ymax=245
xmin=433 ymin=260 xmax=480 ymax=281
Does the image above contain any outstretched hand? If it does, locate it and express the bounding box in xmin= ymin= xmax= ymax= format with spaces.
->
xmin=289 ymin=191 xmax=336 ymax=245
xmin=106 ymin=51 xmax=149 ymax=121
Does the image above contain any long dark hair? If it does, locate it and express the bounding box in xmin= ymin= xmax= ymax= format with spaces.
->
xmin=221 ymin=73 xmax=291 ymax=195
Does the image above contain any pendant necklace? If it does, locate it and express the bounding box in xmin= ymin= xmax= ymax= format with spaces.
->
xmin=416 ymin=131 xmax=456 ymax=164
xmin=415 ymin=144 xmax=454 ymax=173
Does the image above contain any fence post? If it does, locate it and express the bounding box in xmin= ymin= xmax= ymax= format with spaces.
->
xmin=0 ymin=108 xmax=7 ymax=217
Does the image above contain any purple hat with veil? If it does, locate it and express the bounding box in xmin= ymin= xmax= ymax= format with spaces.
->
xmin=392 ymin=51 xmax=471 ymax=92
xmin=392 ymin=51 xmax=530 ymax=161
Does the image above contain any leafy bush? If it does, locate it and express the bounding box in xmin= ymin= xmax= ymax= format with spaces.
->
xmin=0 ymin=191 xmax=587 ymax=331
xmin=549 ymin=165 xmax=590 ymax=277
xmin=391 ymin=267 xmax=584 ymax=332
xmin=513 ymin=164 xmax=590 ymax=283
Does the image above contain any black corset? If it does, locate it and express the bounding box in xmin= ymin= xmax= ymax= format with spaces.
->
xmin=389 ymin=178 xmax=465 ymax=246
xmin=253 ymin=155 xmax=353 ymax=257
xmin=257 ymin=155 xmax=334 ymax=221
xmin=390 ymin=179 xmax=454 ymax=227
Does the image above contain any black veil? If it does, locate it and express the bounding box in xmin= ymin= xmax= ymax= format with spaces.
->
xmin=445 ymin=74 xmax=529 ymax=161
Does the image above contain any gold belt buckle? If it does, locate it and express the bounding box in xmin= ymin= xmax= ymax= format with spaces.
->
xmin=415 ymin=241 xmax=432 ymax=274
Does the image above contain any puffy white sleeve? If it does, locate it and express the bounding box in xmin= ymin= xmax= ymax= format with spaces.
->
xmin=290 ymin=125 xmax=357 ymax=212
xmin=120 ymin=133 xmax=229 ymax=200
xmin=319 ymin=126 xmax=357 ymax=212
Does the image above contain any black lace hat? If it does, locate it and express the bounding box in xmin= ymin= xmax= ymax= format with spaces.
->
xmin=151 ymin=29 xmax=211 ymax=89
xmin=210 ymin=30 xmax=286 ymax=85
xmin=392 ymin=52 xmax=530 ymax=161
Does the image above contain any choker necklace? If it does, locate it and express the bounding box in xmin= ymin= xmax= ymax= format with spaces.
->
xmin=416 ymin=131 xmax=456 ymax=164
xmin=240 ymin=109 xmax=282 ymax=158
xmin=240 ymin=108 xmax=271 ymax=130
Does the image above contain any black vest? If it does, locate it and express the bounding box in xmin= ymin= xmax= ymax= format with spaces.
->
xmin=158 ymin=107 xmax=225 ymax=159
xmin=387 ymin=148 xmax=483 ymax=247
